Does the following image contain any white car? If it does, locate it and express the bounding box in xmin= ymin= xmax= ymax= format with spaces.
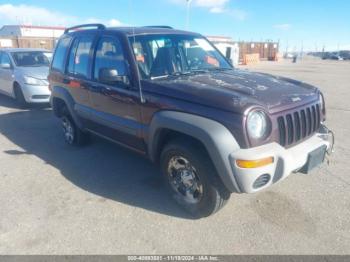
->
xmin=0 ymin=48 xmax=52 ymax=107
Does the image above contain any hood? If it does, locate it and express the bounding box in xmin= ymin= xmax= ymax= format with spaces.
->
xmin=144 ymin=69 xmax=319 ymax=114
xmin=15 ymin=66 xmax=49 ymax=80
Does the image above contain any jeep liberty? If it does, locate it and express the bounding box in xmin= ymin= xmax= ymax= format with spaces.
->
xmin=49 ymin=24 xmax=334 ymax=218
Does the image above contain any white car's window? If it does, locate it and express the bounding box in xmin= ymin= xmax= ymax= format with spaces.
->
xmin=11 ymin=51 xmax=51 ymax=67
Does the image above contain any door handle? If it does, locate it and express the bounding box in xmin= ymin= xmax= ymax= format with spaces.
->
xmin=101 ymin=86 xmax=112 ymax=94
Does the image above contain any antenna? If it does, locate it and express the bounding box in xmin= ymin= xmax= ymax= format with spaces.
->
xmin=129 ymin=0 xmax=145 ymax=104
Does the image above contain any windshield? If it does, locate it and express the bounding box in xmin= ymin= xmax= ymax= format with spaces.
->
xmin=129 ymin=34 xmax=232 ymax=79
xmin=11 ymin=51 xmax=52 ymax=67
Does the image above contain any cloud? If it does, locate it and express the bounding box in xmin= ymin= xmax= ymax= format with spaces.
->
xmin=84 ymin=17 xmax=123 ymax=27
xmin=193 ymin=0 xmax=229 ymax=8
xmin=209 ymin=7 xmax=225 ymax=13
xmin=171 ymin=0 xmax=247 ymax=20
xmin=171 ymin=0 xmax=228 ymax=10
xmin=0 ymin=4 xmax=122 ymax=27
xmin=273 ymin=23 xmax=292 ymax=30
xmin=108 ymin=19 xmax=123 ymax=27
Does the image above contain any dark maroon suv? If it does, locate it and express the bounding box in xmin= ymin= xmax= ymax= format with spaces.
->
xmin=49 ymin=24 xmax=333 ymax=218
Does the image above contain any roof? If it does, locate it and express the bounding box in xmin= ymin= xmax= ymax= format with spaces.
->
xmin=109 ymin=27 xmax=199 ymax=36
xmin=66 ymin=26 xmax=200 ymax=37
xmin=1 ymin=48 xmax=51 ymax=53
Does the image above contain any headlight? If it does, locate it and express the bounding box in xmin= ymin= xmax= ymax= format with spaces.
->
xmin=319 ymin=93 xmax=323 ymax=108
xmin=24 ymin=76 xmax=47 ymax=86
xmin=247 ymin=110 xmax=268 ymax=139
xmin=319 ymin=92 xmax=326 ymax=120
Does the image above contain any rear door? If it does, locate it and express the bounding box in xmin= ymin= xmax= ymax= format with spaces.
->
xmin=0 ymin=52 xmax=14 ymax=96
xmin=87 ymin=34 xmax=145 ymax=151
xmin=65 ymin=35 xmax=96 ymax=110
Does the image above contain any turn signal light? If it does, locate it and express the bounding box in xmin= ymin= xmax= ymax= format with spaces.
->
xmin=236 ymin=157 xmax=274 ymax=169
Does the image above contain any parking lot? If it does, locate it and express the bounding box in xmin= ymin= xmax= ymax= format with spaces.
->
xmin=0 ymin=57 xmax=349 ymax=254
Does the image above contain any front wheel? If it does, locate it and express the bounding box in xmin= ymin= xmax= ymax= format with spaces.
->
xmin=14 ymin=84 xmax=27 ymax=108
xmin=160 ymin=139 xmax=230 ymax=218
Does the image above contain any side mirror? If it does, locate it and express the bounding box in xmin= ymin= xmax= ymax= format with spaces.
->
xmin=98 ymin=68 xmax=129 ymax=86
xmin=1 ymin=63 xmax=11 ymax=69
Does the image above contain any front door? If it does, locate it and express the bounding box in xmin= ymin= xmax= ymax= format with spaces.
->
xmin=0 ymin=52 xmax=14 ymax=96
xmin=87 ymin=35 xmax=144 ymax=151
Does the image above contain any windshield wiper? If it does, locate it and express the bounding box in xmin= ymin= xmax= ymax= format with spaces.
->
xmin=151 ymin=72 xmax=195 ymax=80
xmin=189 ymin=69 xmax=209 ymax=74
xmin=150 ymin=69 xmax=211 ymax=80
xmin=208 ymin=67 xmax=233 ymax=72
xmin=150 ymin=75 xmax=170 ymax=80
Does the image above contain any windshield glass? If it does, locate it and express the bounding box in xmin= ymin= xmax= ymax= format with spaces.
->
xmin=11 ymin=51 xmax=52 ymax=67
xmin=129 ymin=34 xmax=232 ymax=79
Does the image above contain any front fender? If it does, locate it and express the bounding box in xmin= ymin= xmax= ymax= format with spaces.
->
xmin=148 ymin=111 xmax=241 ymax=193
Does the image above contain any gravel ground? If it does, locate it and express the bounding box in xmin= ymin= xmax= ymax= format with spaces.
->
xmin=0 ymin=57 xmax=349 ymax=254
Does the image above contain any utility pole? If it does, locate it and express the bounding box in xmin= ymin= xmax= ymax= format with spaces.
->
xmin=285 ymin=39 xmax=289 ymax=57
xmin=300 ymin=41 xmax=304 ymax=60
xmin=186 ymin=0 xmax=192 ymax=30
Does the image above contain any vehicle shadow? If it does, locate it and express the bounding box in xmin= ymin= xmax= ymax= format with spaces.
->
xmin=0 ymin=105 xmax=191 ymax=219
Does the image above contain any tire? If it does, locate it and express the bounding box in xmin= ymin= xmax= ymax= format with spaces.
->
xmin=160 ymin=139 xmax=231 ymax=218
xmin=14 ymin=84 xmax=27 ymax=108
xmin=61 ymin=106 xmax=89 ymax=146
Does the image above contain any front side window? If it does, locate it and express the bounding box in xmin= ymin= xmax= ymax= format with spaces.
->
xmin=11 ymin=51 xmax=51 ymax=67
xmin=129 ymin=34 xmax=232 ymax=79
xmin=52 ymin=37 xmax=71 ymax=72
xmin=93 ymin=36 xmax=127 ymax=81
xmin=67 ymin=36 xmax=94 ymax=78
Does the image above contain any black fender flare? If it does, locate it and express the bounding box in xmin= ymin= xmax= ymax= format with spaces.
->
xmin=148 ymin=111 xmax=241 ymax=193
xmin=50 ymin=86 xmax=84 ymax=129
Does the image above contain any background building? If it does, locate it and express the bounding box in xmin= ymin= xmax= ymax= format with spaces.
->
xmin=0 ymin=25 xmax=280 ymax=64
xmin=207 ymin=36 xmax=240 ymax=66
xmin=0 ymin=25 xmax=65 ymax=49
xmin=207 ymin=35 xmax=280 ymax=65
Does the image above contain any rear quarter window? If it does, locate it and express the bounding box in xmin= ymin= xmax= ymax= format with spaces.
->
xmin=51 ymin=37 xmax=71 ymax=72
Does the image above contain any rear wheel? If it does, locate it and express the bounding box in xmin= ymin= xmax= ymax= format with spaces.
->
xmin=14 ymin=84 xmax=27 ymax=108
xmin=61 ymin=106 xmax=89 ymax=146
xmin=160 ymin=139 xmax=230 ymax=218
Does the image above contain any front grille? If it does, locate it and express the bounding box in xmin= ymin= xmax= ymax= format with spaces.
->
xmin=277 ymin=103 xmax=321 ymax=147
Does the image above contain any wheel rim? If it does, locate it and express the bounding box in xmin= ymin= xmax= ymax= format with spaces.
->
xmin=62 ymin=117 xmax=74 ymax=144
xmin=167 ymin=156 xmax=203 ymax=204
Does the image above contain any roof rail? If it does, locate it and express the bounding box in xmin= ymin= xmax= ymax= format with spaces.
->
xmin=143 ymin=26 xmax=173 ymax=29
xmin=64 ymin=24 xmax=106 ymax=34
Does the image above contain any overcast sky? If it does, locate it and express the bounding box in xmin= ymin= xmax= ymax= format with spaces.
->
xmin=0 ymin=0 xmax=349 ymax=51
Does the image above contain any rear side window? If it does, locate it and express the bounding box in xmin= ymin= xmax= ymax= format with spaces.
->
xmin=67 ymin=36 xmax=94 ymax=78
xmin=52 ymin=37 xmax=71 ymax=72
